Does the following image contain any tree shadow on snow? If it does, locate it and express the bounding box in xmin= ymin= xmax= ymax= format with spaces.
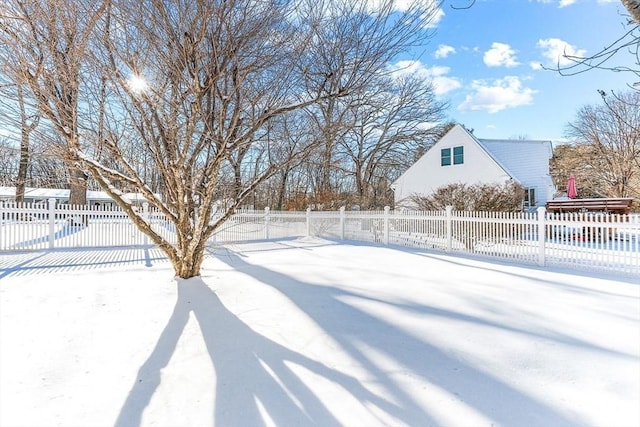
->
xmin=115 ymin=276 xmax=408 ymax=427
xmin=208 ymin=247 xmax=584 ymax=427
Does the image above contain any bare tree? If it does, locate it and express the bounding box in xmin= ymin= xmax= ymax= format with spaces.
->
xmin=550 ymin=144 xmax=602 ymax=198
xmin=0 ymin=74 xmax=40 ymax=201
xmin=60 ymin=0 xmax=437 ymax=278
xmin=0 ymin=139 xmax=19 ymax=185
xmin=0 ymin=132 xmax=69 ymax=189
xmin=262 ymin=113 xmax=315 ymax=210
xmin=0 ymin=0 xmax=108 ymax=205
xmin=300 ymin=0 xmax=442 ymax=203
xmin=340 ymin=74 xmax=447 ymax=208
xmin=565 ymin=90 xmax=640 ymax=199
xmin=14 ymin=85 xmax=39 ymax=202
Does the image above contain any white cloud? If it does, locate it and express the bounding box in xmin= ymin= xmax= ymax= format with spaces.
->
xmin=458 ymin=76 xmax=536 ymax=113
xmin=424 ymin=4 xmax=445 ymax=28
xmin=432 ymin=74 xmax=463 ymax=96
xmin=534 ymin=38 xmax=587 ymax=68
xmin=434 ymin=44 xmax=456 ymax=59
xmin=390 ymin=60 xmax=429 ymax=77
xmin=389 ymin=60 xmax=461 ymax=96
xmin=363 ymin=0 xmax=444 ymax=27
xmin=483 ymin=42 xmax=520 ymax=68
xmin=529 ymin=61 xmax=543 ymax=70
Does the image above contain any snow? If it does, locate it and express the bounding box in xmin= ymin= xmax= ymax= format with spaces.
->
xmin=1 ymin=238 xmax=639 ymax=427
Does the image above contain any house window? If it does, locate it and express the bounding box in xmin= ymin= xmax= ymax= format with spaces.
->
xmin=523 ymin=188 xmax=536 ymax=208
xmin=441 ymin=148 xmax=451 ymax=166
xmin=441 ymin=146 xmax=463 ymax=166
xmin=453 ymin=146 xmax=464 ymax=164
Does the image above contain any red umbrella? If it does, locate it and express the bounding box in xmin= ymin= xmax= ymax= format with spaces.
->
xmin=567 ymin=174 xmax=578 ymax=199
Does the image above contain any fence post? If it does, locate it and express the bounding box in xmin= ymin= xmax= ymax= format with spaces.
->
xmin=306 ymin=207 xmax=311 ymax=237
xmin=537 ymin=206 xmax=546 ymax=266
xmin=445 ymin=205 xmax=453 ymax=252
xmin=383 ymin=206 xmax=390 ymax=245
xmin=264 ymin=207 xmax=270 ymax=239
xmin=48 ymin=198 xmax=56 ymax=249
xmin=143 ymin=202 xmax=149 ymax=246
xmin=339 ymin=206 xmax=345 ymax=240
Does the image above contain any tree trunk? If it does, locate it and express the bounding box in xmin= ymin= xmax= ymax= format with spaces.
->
xmin=233 ymin=164 xmax=242 ymax=200
xmin=15 ymin=133 xmax=29 ymax=204
xmin=16 ymin=84 xmax=38 ymax=204
xmin=68 ymin=166 xmax=88 ymax=206
xmin=276 ymin=167 xmax=290 ymax=210
xmin=167 ymin=222 xmax=209 ymax=278
xmin=172 ymin=245 xmax=205 ymax=278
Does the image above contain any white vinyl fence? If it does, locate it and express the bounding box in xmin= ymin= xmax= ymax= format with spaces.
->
xmin=1 ymin=199 xmax=638 ymax=276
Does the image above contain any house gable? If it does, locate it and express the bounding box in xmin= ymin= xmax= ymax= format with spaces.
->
xmin=392 ymin=124 xmax=512 ymax=205
xmin=392 ymin=124 xmax=556 ymax=209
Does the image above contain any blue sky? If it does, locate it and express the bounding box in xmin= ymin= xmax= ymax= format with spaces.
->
xmin=398 ymin=0 xmax=638 ymax=142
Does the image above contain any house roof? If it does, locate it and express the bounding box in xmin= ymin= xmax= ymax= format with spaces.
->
xmin=0 ymin=186 xmax=159 ymax=203
xmin=0 ymin=186 xmax=95 ymax=200
xmin=476 ymin=138 xmax=553 ymax=184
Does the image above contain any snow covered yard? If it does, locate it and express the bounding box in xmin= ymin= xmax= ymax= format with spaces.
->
xmin=0 ymin=238 xmax=638 ymax=427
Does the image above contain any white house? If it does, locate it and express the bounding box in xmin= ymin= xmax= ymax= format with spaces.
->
xmin=391 ymin=124 xmax=556 ymax=210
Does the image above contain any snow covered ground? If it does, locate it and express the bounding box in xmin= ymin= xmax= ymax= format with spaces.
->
xmin=1 ymin=238 xmax=638 ymax=427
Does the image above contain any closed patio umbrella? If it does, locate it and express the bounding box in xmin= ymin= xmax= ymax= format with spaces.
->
xmin=567 ymin=174 xmax=578 ymax=199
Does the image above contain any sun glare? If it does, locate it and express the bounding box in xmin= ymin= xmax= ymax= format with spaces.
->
xmin=127 ymin=74 xmax=148 ymax=94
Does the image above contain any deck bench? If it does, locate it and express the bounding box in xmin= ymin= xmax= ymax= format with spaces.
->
xmin=545 ymin=198 xmax=634 ymax=215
